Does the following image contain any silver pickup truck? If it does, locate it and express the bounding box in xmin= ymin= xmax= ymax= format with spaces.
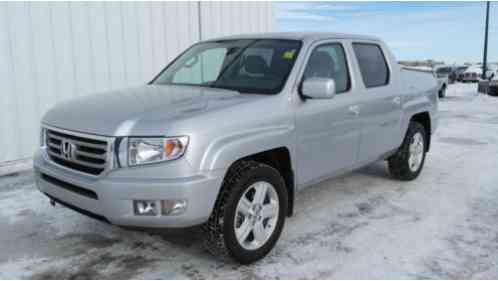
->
xmin=34 ymin=32 xmax=438 ymax=264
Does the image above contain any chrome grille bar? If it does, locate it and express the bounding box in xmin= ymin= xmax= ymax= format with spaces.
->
xmin=47 ymin=150 xmax=107 ymax=169
xmin=47 ymin=132 xmax=107 ymax=150
xmin=75 ymin=150 xmax=107 ymax=160
xmin=44 ymin=127 xmax=113 ymax=176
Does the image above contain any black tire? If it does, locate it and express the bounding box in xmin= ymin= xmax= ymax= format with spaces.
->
xmin=388 ymin=122 xmax=427 ymax=181
xmin=489 ymin=86 xmax=498 ymax=97
xmin=439 ymin=85 xmax=446 ymax=98
xmin=202 ymin=160 xmax=288 ymax=264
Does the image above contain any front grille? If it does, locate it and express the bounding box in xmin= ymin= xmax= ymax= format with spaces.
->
xmin=46 ymin=128 xmax=110 ymax=176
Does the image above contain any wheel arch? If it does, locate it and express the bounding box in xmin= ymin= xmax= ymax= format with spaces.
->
xmin=410 ymin=111 xmax=431 ymax=151
xmin=221 ymin=147 xmax=295 ymax=217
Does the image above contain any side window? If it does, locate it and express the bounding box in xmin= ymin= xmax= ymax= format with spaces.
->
xmin=352 ymin=43 xmax=390 ymax=88
xmin=302 ymin=43 xmax=350 ymax=94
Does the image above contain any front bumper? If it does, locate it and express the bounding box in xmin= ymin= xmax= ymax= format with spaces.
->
xmin=33 ymin=150 xmax=225 ymax=228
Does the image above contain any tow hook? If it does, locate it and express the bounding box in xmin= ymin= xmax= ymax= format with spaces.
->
xmin=50 ymin=199 xmax=56 ymax=207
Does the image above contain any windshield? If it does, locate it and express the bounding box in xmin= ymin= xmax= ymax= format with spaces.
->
xmin=152 ymin=39 xmax=302 ymax=95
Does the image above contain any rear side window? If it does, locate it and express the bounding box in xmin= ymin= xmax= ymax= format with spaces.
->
xmin=352 ymin=43 xmax=390 ymax=88
xmin=302 ymin=43 xmax=351 ymax=94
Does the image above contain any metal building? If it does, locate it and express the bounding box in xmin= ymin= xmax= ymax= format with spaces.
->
xmin=0 ymin=2 xmax=274 ymax=165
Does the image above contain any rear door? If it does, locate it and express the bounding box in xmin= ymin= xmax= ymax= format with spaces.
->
xmin=351 ymin=42 xmax=403 ymax=163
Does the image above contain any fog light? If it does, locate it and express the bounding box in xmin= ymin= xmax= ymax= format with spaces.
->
xmin=161 ymin=199 xmax=187 ymax=216
xmin=133 ymin=200 xmax=157 ymax=216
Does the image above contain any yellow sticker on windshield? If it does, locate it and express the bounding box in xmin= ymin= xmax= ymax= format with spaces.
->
xmin=283 ymin=50 xmax=296 ymax=60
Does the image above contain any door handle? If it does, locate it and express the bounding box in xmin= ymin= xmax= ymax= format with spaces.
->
xmin=348 ymin=105 xmax=360 ymax=116
xmin=392 ymin=96 xmax=401 ymax=105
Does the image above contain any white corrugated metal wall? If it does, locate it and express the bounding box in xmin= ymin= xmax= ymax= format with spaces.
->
xmin=0 ymin=1 xmax=274 ymax=164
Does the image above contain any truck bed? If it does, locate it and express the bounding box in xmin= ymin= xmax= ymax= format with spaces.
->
xmin=400 ymin=66 xmax=438 ymax=93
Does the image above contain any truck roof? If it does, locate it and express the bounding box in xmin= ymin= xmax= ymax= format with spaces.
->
xmin=206 ymin=32 xmax=382 ymax=43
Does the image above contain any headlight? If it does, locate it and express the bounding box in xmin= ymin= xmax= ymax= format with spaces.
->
xmin=128 ymin=136 xmax=189 ymax=166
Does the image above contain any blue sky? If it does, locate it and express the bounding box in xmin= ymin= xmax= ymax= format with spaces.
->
xmin=276 ymin=2 xmax=497 ymax=64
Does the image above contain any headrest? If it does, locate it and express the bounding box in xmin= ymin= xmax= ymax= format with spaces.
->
xmin=244 ymin=55 xmax=269 ymax=74
xmin=304 ymin=51 xmax=336 ymax=79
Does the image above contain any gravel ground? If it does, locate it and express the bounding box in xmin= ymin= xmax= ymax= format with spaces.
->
xmin=1 ymin=83 xmax=498 ymax=279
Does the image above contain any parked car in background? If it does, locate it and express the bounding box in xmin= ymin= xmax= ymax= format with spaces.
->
xmin=462 ymin=66 xmax=483 ymax=83
xmin=451 ymin=66 xmax=468 ymax=83
xmin=478 ymin=66 xmax=498 ymax=94
xmin=34 ymin=32 xmax=439 ymax=264
xmin=486 ymin=66 xmax=498 ymax=96
xmin=434 ymin=65 xmax=451 ymax=97
xmin=463 ymin=65 xmax=498 ymax=83
xmin=485 ymin=64 xmax=498 ymax=80
xmin=489 ymin=77 xmax=498 ymax=96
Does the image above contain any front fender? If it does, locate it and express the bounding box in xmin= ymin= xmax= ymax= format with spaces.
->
xmin=199 ymin=125 xmax=294 ymax=171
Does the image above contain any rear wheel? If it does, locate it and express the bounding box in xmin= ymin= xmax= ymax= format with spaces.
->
xmin=388 ymin=122 xmax=427 ymax=181
xmin=202 ymin=161 xmax=288 ymax=264
xmin=439 ymin=85 xmax=446 ymax=98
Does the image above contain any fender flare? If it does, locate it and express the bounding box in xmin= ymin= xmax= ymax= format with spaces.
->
xmin=199 ymin=125 xmax=295 ymax=172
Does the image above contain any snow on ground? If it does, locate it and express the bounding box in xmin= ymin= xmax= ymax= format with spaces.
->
xmin=1 ymin=83 xmax=498 ymax=279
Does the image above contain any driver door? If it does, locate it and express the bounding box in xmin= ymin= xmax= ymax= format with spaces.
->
xmin=295 ymin=41 xmax=362 ymax=187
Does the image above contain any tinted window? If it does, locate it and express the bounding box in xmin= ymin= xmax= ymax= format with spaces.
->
xmin=302 ymin=43 xmax=350 ymax=94
xmin=352 ymin=43 xmax=389 ymax=88
xmin=436 ymin=67 xmax=452 ymax=74
xmin=154 ymin=39 xmax=302 ymax=95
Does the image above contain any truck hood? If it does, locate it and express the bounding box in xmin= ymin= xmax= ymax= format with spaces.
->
xmin=42 ymin=85 xmax=265 ymax=136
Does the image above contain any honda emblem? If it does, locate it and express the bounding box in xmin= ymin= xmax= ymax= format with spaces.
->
xmin=61 ymin=140 xmax=76 ymax=160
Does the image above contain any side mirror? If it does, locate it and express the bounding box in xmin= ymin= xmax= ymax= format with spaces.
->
xmin=301 ymin=78 xmax=336 ymax=99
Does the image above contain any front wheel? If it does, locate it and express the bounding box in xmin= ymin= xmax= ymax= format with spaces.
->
xmin=202 ymin=161 xmax=288 ymax=264
xmin=388 ymin=122 xmax=427 ymax=181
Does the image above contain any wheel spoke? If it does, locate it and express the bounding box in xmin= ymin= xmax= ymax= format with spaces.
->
xmin=253 ymin=183 xmax=268 ymax=204
xmin=410 ymin=141 xmax=417 ymax=153
xmin=261 ymin=201 xmax=278 ymax=219
xmin=253 ymin=222 xmax=266 ymax=244
xmin=238 ymin=197 xmax=252 ymax=215
xmin=235 ymin=219 xmax=252 ymax=243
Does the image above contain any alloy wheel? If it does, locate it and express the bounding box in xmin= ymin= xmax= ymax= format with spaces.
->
xmin=234 ymin=181 xmax=279 ymax=250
